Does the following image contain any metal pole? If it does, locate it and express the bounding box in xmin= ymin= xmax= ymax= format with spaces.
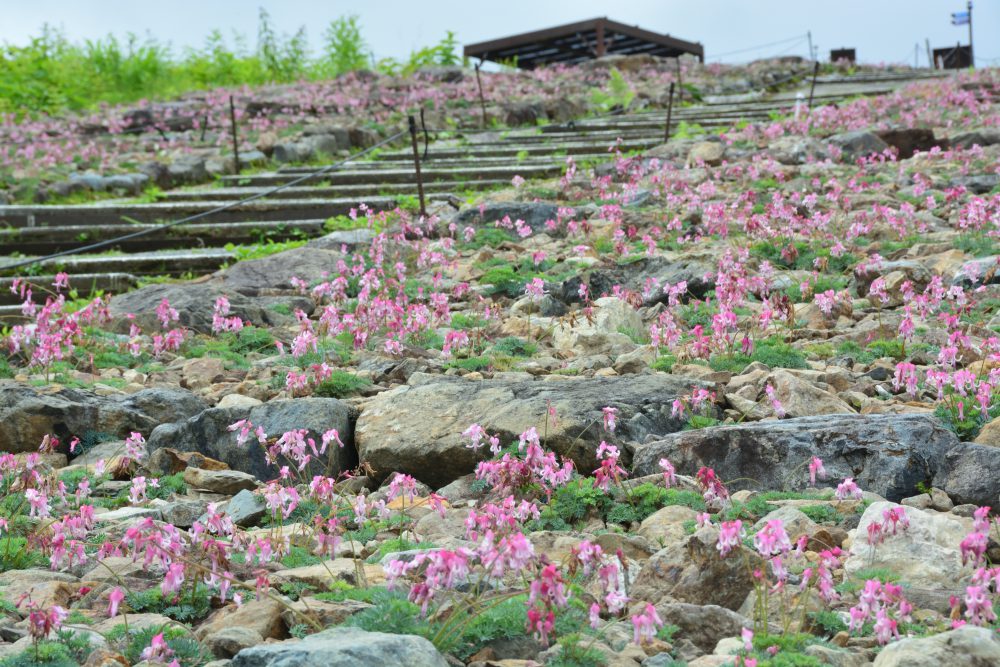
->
xmin=407 ymin=115 xmax=427 ymax=218
xmin=807 ymin=61 xmax=820 ymax=110
xmin=474 ymin=61 xmax=488 ymax=128
xmin=675 ymin=57 xmax=683 ymax=103
xmin=807 ymin=30 xmax=813 ymax=61
xmin=664 ymin=82 xmax=675 ymax=143
xmin=968 ymin=0 xmax=974 ymax=68
xmin=228 ymin=95 xmax=241 ymax=176
xmin=925 ymin=39 xmax=932 ymax=68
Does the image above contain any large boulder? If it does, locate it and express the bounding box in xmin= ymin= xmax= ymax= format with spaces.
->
xmin=632 ymin=414 xmax=959 ymax=501
xmin=0 ymin=382 xmax=206 ymax=454
xmin=231 ymin=627 xmax=448 ymax=667
xmin=147 ymin=398 xmax=356 ymax=481
xmin=765 ymin=369 xmax=853 ymax=417
xmin=844 ymin=501 xmax=971 ymax=590
xmin=828 ymin=130 xmax=890 ymax=160
xmin=108 ymin=282 xmax=271 ymax=334
xmin=214 ymin=246 xmax=345 ymax=297
xmin=653 ymin=603 xmax=749 ymax=653
xmin=630 ymin=525 xmax=763 ymax=610
xmin=933 ymin=443 xmax=1000 ymax=507
xmin=355 ymin=372 xmax=709 ymax=488
xmin=558 ymin=254 xmax=716 ymax=305
xmin=872 ymin=626 xmax=1000 ymax=667
xmin=454 ymin=202 xmax=560 ymax=233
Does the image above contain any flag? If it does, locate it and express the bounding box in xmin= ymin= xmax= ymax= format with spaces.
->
xmin=951 ymin=11 xmax=970 ymax=25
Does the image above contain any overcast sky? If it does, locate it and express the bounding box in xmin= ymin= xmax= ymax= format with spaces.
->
xmin=1 ymin=1 xmax=996 ymax=67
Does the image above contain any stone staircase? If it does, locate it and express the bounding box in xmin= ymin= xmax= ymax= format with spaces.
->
xmin=0 ymin=70 xmax=952 ymax=319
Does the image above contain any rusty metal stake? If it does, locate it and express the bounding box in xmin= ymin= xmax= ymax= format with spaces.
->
xmin=664 ymin=82 xmax=675 ymax=142
xmin=408 ymin=115 xmax=427 ymax=218
xmin=675 ymin=57 xmax=683 ymax=103
xmin=807 ymin=61 xmax=820 ymax=111
xmin=228 ymin=95 xmax=241 ymax=176
xmin=474 ymin=61 xmax=488 ymax=128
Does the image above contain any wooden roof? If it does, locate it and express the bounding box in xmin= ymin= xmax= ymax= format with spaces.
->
xmin=464 ymin=17 xmax=703 ymax=69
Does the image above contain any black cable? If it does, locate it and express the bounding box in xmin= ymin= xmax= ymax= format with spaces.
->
xmin=420 ymin=108 xmax=430 ymax=162
xmin=0 ymin=128 xmax=408 ymax=273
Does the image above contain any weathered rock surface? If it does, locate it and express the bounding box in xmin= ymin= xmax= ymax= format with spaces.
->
xmin=630 ymin=526 xmax=763 ymax=610
xmin=147 ymin=398 xmax=356 ymax=480
xmin=933 ymin=443 xmax=1000 ymax=507
xmin=231 ymin=627 xmax=448 ymax=667
xmin=0 ymin=382 xmax=206 ymax=453
xmin=872 ymin=625 xmax=1000 ymax=666
xmin=355 ymin=372 xmax=708 ymax=487
xmin=633 ymin=414 xmax=959 ymax=501
xmin=844 ymin=501 xmax=971 ymax=589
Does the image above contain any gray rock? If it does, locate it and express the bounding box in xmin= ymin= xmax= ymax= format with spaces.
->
xmin=950 ymin=129 xmax=1000 ymax=149
xmin=355 ymin=372 xmax=709 ymax=488
xmin=206 ymin=627 xmax=264 ymax=659
xmin=454 ymin=202 xmax=560 ymax=234
xmin=950 ymin=255 xmax=1000 ymax=287
xmin=272 ymin=142 xmax=309 ymax=164
xmin=829 ymin=130 xmax=890 ymax=160
xmin=631 ymin=526 xmax=763 ymax=610
xmin=215 ymin=246 xmax=345 ymax=297
xmin=159 ymin=500 xmax=210 ymax=528
xmin=950 ymin=174 xmax=1000 ymax=195
xmin=231 ymin=627 xmax=448 ymax=667
xmin=0 ymin=382 xmax=206 ymax=454
xmin=654 ymin=603 xmax=749 ymax=652
xmin=556 ymin=254 xmax=715 ymax=306
xmin=767 ymin=135 xmax=829 ymax=164
xmin=109 ymin=282 xmax=269 ymax=334
xmin=147 ymin=398 xmax=357 ymax=481
xmin=875 ymin=127 xmax=941 ymax=158
xmin=219 ymin=489 xmax=267 ymax=527
xmin=872 ymin=626 xmax=1000 ymax=666
xmin=933 ymin=443 xmax=1000 ymax=507
xmin=167 ymin=155 xmax=208 ymax=185
xmin=633 ymin=414 xmax=959 ymax=501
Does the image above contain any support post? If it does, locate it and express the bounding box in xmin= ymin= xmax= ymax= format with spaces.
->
xmin=228 ymin=95 xmax=241 ymax=176
xmin=807 ymin=61 xmax=820 ymax=110
xmin=474 ymin=61 xmax=488 ymax=128
xmin=595 ymin=19 xmax=606 ymax=57
xmin=675 ymin=57 xmax=683 ymax=103
xmin=925 ymin=38 xmax=933 ymax=68
xmin=807 ymin=30 xmax=814 ymax=61
xmin=664 ymin=82 xmax=675 ymax=143
xmin=968 ymin=0 xmax=974 ymax=68
xmin=408 ymin=115 xmax=427 ymax=218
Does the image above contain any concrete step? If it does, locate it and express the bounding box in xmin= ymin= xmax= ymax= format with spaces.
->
xmin=0 ymin=219 xmax=329 ymax=255
xmin=0 ymin=196 xmax=398 ymax=228
xmin=1 ymin=248 xmax=234 ymax=277
xmin=159 ymin=180 xmax=507 ymax=203
xmin=0 ymin=273 xmax=138 ymax=305
xmin=217 ymin=163 xmax=561 ymax=187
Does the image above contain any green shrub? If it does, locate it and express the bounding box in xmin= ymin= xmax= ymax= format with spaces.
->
xmin=490 ymin=336 xmax=536 ymax=357
xmin=709 ymin=336 xmax=807 ymax=373
xmin=313 ymin=370 xmax=372 ymax=398
xmin=0 ymin=642 xmax=77 ymax=667
xmin=226 ymin=327 xmax=276 ymax=355
xmin=125 ymin=586 xmax=211 ymax=623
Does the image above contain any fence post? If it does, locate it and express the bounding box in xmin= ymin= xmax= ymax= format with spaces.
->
xmin=408 ymin=115 xmax=427 ymax=217
xmin=228 ymin=95 xmax=241 ymax=176
xmin=664 ymin=82 xmax=675 ymax=142
xmin=474 ymin=62 xmax=488 ymax=128
xmin=807 ymin=61 xmax=820 ymax=110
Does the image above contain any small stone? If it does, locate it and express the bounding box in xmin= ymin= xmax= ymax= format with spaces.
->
xmin=183 ymin=467 xmax=259 ymax=494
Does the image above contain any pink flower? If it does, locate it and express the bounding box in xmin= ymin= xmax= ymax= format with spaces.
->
xmin=589 ymin=602 xmax=602 ymax=629
xmin=658 ymin=457 xmax=677 ymax=488
xmin=753 ymin=519 xmax=792 ymax=557
xmin=107 ymin=587 xmax=124 ymax=617
xmin=835 ymin=477 xmax=863 ymax=501
xmin=602 ymin=406 xmax=618 ymax=433
xmin=808 ymin=456 xmax=826 ymax=485
xmin=525 ymin=278 xmax=545 ymax=300
xmin=717 ymin=520 xmax=744 ymax=557
xmin=631 ymin=603 xmax=663 ymax=645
